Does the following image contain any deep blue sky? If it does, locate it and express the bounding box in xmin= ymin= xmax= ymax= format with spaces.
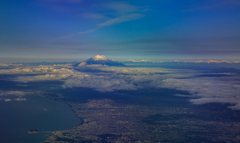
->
xmin=1 ymin=0 xmax=240 ymax=63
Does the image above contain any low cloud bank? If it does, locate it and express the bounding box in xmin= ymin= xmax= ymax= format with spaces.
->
xmin=0 ymin=91 xmax=27 ymax=96
xmin=0 ymin=91 xmax=28 ymax=102
xmin=162 ymin=76 xmax=240 ymax=109
xmin=0 ymin=64 xmax=240 ymax=109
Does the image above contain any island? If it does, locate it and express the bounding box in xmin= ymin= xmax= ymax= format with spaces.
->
xmin=28 ymin=129 xmax=40 ymax=134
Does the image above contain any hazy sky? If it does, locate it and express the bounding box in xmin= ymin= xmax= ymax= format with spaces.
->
xmin=1 ymin=0 xmax=240 ymax=63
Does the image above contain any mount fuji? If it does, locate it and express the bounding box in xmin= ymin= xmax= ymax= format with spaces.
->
xmin=75 ymin=55 xmax=125 ymax=67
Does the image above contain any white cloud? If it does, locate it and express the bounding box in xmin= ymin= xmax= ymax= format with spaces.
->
xmin=60 ymin=28 xmax=98 ymax=38
xmin=162 ymin=76 xmax=240 ymax=109
xmin=88 ymin=66 xmax=240 ymax=109
xmin=63 ymin=66 xmax=195 ymax=92
xmin=5 ymin=99 xmax=12 ymax=102
xmin=123 ymin=60 xmax=155 ymax=63
xmin=0 ymin=65 xmax=74 ymax=74
xmin=0 ymin=64 xmax=10 ymax=67
xmin=2 ymin=64 xmax=240 ymax=110
xmin=189 ymin=98 xmax=237 ymax=105
xmin=60 ymin=1 xmax=147 ymax=38
xmin=3 ymin=65 xmax=189 ymax=92
xmin=0 ymin=91 xmax=27 ymax=96
xmin=45 ymin=0 xmax=83 ymax=3
xmin=94 ymin=66 xmax=170 ymax=75
xmin=17 ymin=74 xmax=71 ymax=82
xmin=0 ymin=91 xmax=29 ymax=102
xmin=184 ymin=60 xmax=232 ymax=63
xmin=0 ymin=63 xmax=22 ymax=67
xmin=14 ymin=98 xmax=27 ymax=101
xmin=98 ymin=14 xmax=145 ymax=27
xmin=61 ymin=13 xmax=145 ymax=38
xmin=64 ymin=74 xmax=138 ymax=91
xmin=12 ymin=65 xmax=90 ymax=82
xmin=81 ymin=13 xmax=107 ymax=19
xmin=105 ymin=1 xmax=141 ymax=14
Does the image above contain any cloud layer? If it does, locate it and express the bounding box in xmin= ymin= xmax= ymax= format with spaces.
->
xmin=0 ymin=91 xmax=28 ymax=102
xmin=60 ymin=1 xmax=146 ymax=38
xmin=1 ymin=64 xmax=240 ymax=109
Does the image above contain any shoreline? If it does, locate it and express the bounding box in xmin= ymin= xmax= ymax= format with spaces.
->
xmin=39 ymin=96 xmax=85 ymax=142
xmin=65 ymin=102 xmax=85 ymax=127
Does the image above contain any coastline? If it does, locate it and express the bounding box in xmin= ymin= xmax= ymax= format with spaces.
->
xmin=65 ymin=102 xmax=85 ymax=127
xmin=0 ymin=94 xmax=80 ymax=143
xmin=40 ymin=89 xmax=240 ymax=142
xmin=38 ymin=95 xmax=85 ymax=142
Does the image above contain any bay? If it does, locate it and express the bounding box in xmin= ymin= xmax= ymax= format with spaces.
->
xmin=0 ymin=94 xmax=79 ymax=143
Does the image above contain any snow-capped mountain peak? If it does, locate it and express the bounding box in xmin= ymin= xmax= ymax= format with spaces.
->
xmin=74 ymin=54 xmax=125 ymax=67
xmin=91 ymin=54 xmax=108 ymax=61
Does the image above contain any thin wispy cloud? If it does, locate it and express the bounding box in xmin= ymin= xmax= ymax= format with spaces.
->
xmin=183 ymin=0 xmax=240 ymax=12
xmin=44 ymin=0 xmax=84 ymax=3
xmin=105 ymin=1 xmax=141 ymax=14
xmin=98 ymin=14 xmax=145 ymax=27
xmin=60 ymin=28 xmax=99 ymax=39
xmin=60 ymin=1 xmax=147 ymax=38
xmin=81 ymin=13 xmax=107 ymax=19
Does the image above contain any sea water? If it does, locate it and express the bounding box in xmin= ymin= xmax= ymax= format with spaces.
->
xmin=0 ymin=94 xmax=79 ymax=143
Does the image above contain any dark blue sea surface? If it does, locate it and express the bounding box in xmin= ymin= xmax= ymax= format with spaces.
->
xmin=0 ymin=95 xmax=79 ymax=143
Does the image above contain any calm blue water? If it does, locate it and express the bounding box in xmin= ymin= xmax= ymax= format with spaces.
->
xmin=0 ymin=95 xmax=79 ymax=143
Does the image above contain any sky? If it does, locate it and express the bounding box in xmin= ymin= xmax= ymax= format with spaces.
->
xmin=1 ymin=0 xmax=240 ymax=63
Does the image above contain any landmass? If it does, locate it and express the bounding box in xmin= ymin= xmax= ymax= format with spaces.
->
xmin=28 ymin=129 xmax=40 ymax=134
xmin=41 ymin=93 xmax=240 ymax=143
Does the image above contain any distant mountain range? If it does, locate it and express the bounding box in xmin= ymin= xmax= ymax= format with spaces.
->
xmin=75 ymin=55 xmax=125 ymax=67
